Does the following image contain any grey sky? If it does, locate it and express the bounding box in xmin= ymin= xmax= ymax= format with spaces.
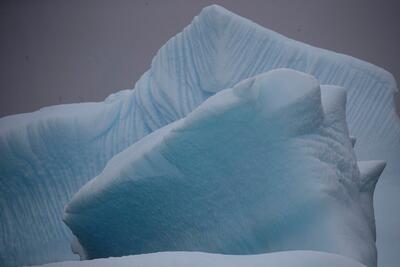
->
xmin=0 ymin=0 xmax=399 ymax=117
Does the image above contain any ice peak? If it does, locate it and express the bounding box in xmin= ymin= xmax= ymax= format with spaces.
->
xmin=358 ymin=160 xmax=386 ymax=193
xmin=198 ymin=5 xmax=232 ymax=31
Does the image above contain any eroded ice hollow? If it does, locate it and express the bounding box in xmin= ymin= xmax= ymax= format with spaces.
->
xmin=0 ymin=4 xmax=398 ymax=267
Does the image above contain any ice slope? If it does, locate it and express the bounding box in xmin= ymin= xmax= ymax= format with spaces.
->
xmin=0 ymin=98 xmax=144 ymax=266
xmin=0 ymin=4 xmax=398 ymax=267
xmin=64 ymin=69 xmax=384 ymax=267
xmin=34 ymin=251 xmax=366 ymax=267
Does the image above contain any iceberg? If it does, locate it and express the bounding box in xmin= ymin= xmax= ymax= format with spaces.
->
xmin=63 ymin=69 xmax=382 ymax=267
xmin=0 ymin=4 xmax=398 ymax=267
xmin=34 ymin=251 xmax=366 ymax=267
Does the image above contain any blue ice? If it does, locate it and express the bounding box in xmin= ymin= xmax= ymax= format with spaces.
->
xmin=0 ymin=5 xmax=398 ymax=267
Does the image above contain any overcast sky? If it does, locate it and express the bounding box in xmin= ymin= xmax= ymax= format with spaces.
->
xmin=1 ymin=0 xmax=399 ymax=117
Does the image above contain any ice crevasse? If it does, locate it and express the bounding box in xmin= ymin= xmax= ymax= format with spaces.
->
xmin=0 ymin=4 xmax=398 ymax=267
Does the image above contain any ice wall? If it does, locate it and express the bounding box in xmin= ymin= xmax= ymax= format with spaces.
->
xmin=63 ymin=69 xmax=382 ymax=267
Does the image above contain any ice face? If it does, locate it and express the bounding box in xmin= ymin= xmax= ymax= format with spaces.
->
xmin=0 ymin=4 xmax=398 ymax=267
xmin=64 ymin=69 xmax=382 ymax=267
xmin=34 ymin=251 xmax=366 ymax=267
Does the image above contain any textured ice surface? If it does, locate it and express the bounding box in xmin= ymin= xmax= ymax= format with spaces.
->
xmin=0 ymin=4 xmax=398 ymax=267
xmin=34 ymin=251 xmax=366 ymax=267
xmin=64 ymin=69 xmax=383 ymax=267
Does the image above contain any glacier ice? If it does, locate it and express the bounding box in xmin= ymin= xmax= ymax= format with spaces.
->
xmin=63 ymin=69 xmax=382 ymax=267
xmin=34 ymin=251 xmax=366 ymax=267
xmin=0 ymin=4 xmax=398 ymax=267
